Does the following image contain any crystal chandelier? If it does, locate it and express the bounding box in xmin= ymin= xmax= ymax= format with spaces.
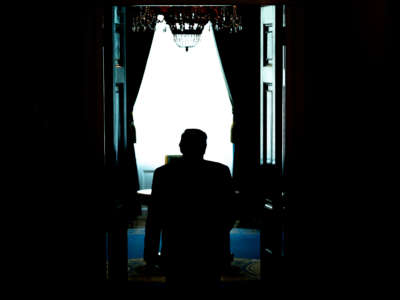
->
xmin=173 ymin=33 xmax=202 ymax=51
xmin=131 ymin=6 xmax=243 ymax=51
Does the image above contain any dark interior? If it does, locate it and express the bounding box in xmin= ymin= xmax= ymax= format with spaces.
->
xmin=13 ymin=0 xmax=397 ymax=294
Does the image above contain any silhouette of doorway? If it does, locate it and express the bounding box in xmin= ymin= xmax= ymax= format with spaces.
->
xmin=105 ymin=4 xmax=290 ymax=284
xmin=125 ymin=10 xmax=260 ymax=283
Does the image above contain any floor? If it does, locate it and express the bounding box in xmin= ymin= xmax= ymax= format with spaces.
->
xmin=125 ymin=206 xmax=261 ymax=282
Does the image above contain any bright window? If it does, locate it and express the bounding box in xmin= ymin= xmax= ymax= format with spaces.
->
xmin=133 ymin=21 xmax=234 ymax=189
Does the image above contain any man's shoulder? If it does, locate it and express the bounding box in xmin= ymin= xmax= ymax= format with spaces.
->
xmin=154 ymin=161 xmax=180 ymax=174
xmin=203 ymin=160 xmax=230 ymax=171
xmin=154 ymin=164 xmax=170 ymax=173
xmin=155 ymin=159 xmax=230 ymax=173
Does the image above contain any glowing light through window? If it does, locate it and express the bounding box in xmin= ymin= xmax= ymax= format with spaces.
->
xmin=133 ymin=21 xmax=234 ymax=189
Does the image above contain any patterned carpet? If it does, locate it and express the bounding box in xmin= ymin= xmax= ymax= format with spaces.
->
xmin=102 ymin=216 xmax=262 ymax=282
xmin=127 ymin=258 xmax=260 ymax=282
xmin=126 ymin=227 xmax=261 ymax=282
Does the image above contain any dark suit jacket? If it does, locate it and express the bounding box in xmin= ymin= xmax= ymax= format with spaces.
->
xmin=144 ymin=157 xmax=235 ymax=278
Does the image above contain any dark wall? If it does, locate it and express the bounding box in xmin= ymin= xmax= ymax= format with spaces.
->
xmin=301 ymin=0 xmax=398 ymax=262
xmin=18 ymin=3 xmax=107 ymax=285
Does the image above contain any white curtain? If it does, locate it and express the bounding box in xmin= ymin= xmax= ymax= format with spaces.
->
xmin=133 ymin=21 xmax=233 ymax=189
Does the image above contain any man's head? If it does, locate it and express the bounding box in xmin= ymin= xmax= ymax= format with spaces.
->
xmin=179 ymin=129 xmax=207 ymax=160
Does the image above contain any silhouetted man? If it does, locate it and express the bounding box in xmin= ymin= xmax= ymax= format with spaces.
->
xmin=144 ymin=128 xmax=236 ymax=290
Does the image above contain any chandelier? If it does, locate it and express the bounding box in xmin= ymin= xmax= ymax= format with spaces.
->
xmin=131 ymin=6 xmax=243 ymax=51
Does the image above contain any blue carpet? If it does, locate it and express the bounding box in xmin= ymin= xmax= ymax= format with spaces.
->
xmin=127 ymin=228 xmax=260 ymax=259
